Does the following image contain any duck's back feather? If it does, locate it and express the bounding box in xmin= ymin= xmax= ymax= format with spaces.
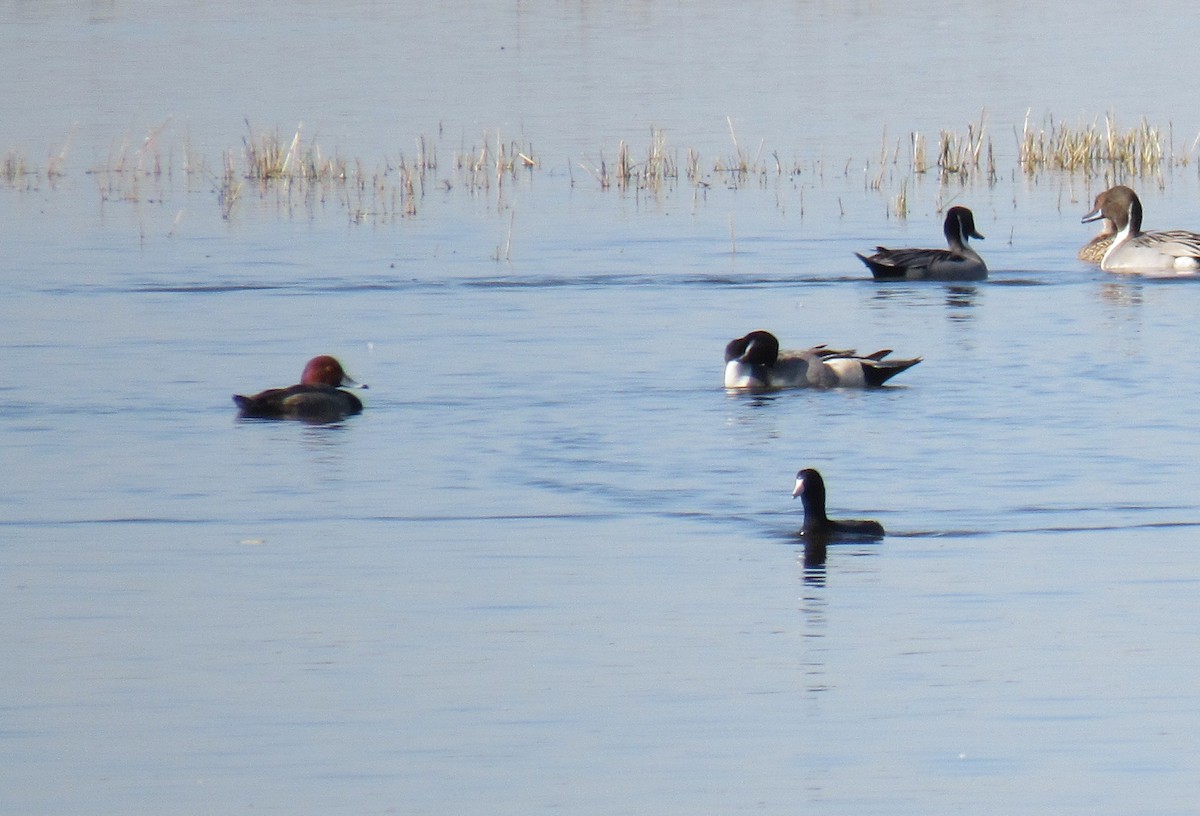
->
xmin=857 ymin=247 xmax=986 ymax=281
xmin=233 ymin=385 xmax=363 ymax=422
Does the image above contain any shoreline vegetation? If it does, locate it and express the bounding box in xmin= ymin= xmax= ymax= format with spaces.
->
xmin=1 ymin=111 xmax=1196 ymax=225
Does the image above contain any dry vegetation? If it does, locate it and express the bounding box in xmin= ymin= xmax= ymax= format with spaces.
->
xmin=1017 ymin=112 xmax=1180 ymax=176
xmin=2 ymin=112 xmax=1198 ymax=224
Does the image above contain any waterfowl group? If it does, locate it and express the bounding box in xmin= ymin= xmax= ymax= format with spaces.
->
xmin=234 ymin=355 xmax=366 ymax=423
xmin=856 ymin=206 xmax=987 ymax=281
xmin=233 ymin=186 xmax=1200 ymax=553
xmin=852 ymin=186 xmax=1200 ymax=276
xmin=724 ymin=330 xmax=920 ymax=390
xmin=1081 ymin=185 xmax=1200 ymax=273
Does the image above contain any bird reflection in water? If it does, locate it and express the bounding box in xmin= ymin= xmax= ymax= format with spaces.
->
xmin=1098 ymin=281 xmax=1144 ymax=308
xmin=799 ymin=530 xmax=829 ymax=586
xmin=795 ymin=530 xmax=886 ymax=588
xmin=868 ymin=283 xmax=979 ymax=321
xmin=945 ymin=285 xmax=978 ymax=317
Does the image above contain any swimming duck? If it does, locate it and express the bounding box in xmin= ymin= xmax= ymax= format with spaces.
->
xmin=233 ymin=355 xmax=366 ymax=422
xmin=1078 ymin=217 xmax=1115 ymax=264
xmin=855 ymin=206 xmax=987 ymax=281
xmin=1082 ymin=185 xmax=1200 ymax=272
xmin=724 ymin=330 xmax=920 ymax=390
xmin=792 ymin=468 xmax=884 ymax=539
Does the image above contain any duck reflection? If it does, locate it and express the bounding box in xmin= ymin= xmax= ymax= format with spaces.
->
xmin=944 ymin=284 xmax=979 ymax=314
xmin=1098 ymin=280 xmax=1144 ymax=308
xmin=868 ymin=282 xmax=979 ymax=320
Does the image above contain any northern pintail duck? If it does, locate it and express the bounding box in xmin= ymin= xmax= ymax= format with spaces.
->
xmin=233 ymin=355 xmax=366 ymax=422
xmin=856 ymin=206 xmax=987 ymax=281
xmin=724 ymin=330 xmax=920 ymax=390
xmin=1078 ymin=217 xmax=1115 ymax=264
xmin=1082 ymin=185 xmax=1200 ymax=272
xmin=792 ymin=468 xmax=884 ymax=539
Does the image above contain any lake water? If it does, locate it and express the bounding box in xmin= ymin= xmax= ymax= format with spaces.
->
xmin=4 ymin=2 xmax=1200 ymax=814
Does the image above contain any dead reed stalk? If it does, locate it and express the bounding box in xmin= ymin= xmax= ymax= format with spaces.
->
xmin=1018 ymin=111 xmax=1178 ymax=176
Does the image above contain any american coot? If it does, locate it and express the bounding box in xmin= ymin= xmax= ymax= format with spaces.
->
xmin=855 ymin=206 xmax=987 ymax=281
xmin=724 ymin=330 xmax=920 ymax=390
xmin=1082 ymin=185 xmax=1200 ymax=272
xmin=233 ymin=355 xmax=366 ymax=422
xmin=792 ymin=468 xmax=884 ymax=539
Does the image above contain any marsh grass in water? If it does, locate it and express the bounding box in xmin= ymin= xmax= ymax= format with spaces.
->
xmin=578 ymin=127 xmax=678 ymax=193
xmin=5 ymin=111 xmax=1200 ymax=227
xmin=1017 ymin=111 xmax=1196 ymax=176
xmin=2 ymin=150 xmax=28 ymax=186
xmin=937 ymin=111 xmax=993 ymax=182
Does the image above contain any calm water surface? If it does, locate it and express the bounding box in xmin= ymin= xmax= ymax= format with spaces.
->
xmin=4 ymin=3 xmax=1200 ymax=815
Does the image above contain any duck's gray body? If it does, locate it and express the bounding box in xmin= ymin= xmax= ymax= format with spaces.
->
xmin=856 ymin=206 xmax=987 ymax=281
xmin=1083 ymin=185 xmax=1200 ymax=273
xmin=723 ymin=330 xmax=920 ymax=390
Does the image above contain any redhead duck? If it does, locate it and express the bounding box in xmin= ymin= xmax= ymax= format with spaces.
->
xmin=792 ymin=468 xmax=884 ymax=539
xmin=724 ymin=330 xmax=920 ymax=390
xmin=233 ymin=355 xmax=366 ymax=422
xmin=1082 ymin=185 xmax=1200 ymax=272
xmin=856 ymin=206 xmax=987 ymax=281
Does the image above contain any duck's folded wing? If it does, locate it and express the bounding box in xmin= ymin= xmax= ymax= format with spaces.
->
xmin=857 ymin=246 xmax=953 ymax=278
xmin=770 ymin=353 xmax=828 ymax=387
xmin=233 ymin=387 xmax=290 ymax=417
xmin=870 ymin=246 xmax=955 ymax=267
xmin=805 ymin=345 xmax=857 ymax=359
xmin=1143 ymin=230 xmax=1200 ymax=258
xmin=823 ymin=355 xmax=920 ymax=386
xmin=281 ymin=388 xmax=363 ymax=420
xmin=234 ymin=384 xmax=361 ymax=420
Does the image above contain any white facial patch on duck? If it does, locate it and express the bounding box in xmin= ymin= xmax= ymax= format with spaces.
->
xmin=724 ymin=360 xmax=767 ymax=389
